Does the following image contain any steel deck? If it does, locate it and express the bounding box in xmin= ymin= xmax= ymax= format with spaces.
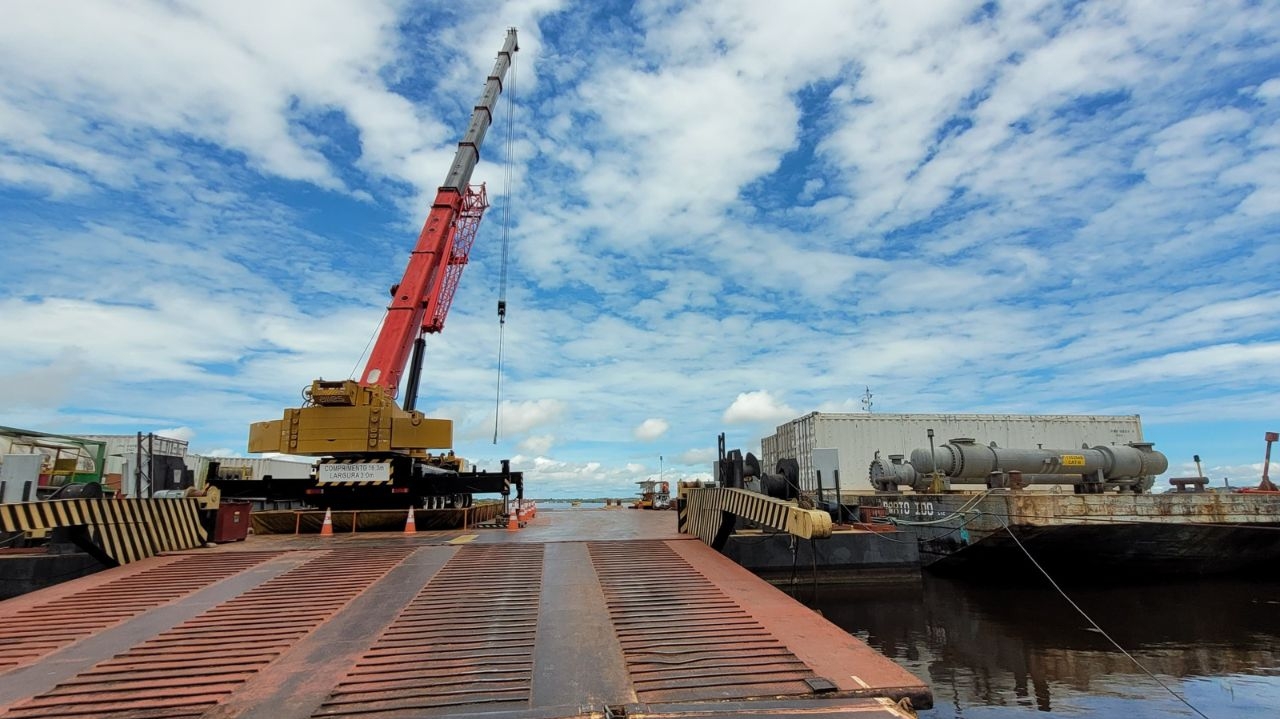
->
xmin=0 ymin=509 xmax=929 ymax=718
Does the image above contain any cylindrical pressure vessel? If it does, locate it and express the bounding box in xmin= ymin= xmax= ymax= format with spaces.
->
xmin=1095 ymin=442 xmax=1168 ymax=478
xmin=869 ymin=454 xmax=919 ymax=491
xmin=908 ymin=439 xmax=1167 ymax=481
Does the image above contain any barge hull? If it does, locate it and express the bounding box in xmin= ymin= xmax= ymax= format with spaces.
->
xmin=856 ymin=491 xmax=1280 ymax=579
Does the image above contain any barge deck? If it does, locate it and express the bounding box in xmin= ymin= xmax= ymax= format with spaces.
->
xmin=0 ymin=508 xmax=929 ymax=718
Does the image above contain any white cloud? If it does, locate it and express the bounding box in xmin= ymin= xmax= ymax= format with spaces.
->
xmin=0 ymin=0 xmax=556 ymax=211
xmin=0 ymin=158 xmax=88 ymax=196
xmin=1168 ymin=459 xmax=1278 ymax=489
xmin=504 ymin=454 xmax=642 ymax=498
xmin=1256 ymin=78 xmax=1280 ymax=101
xmin=156 ymin=426 xmax=197 ymax=443
xmin=678 ymin=448 xmax=716 ymax=466
xmin=799 ymin=178 xmax=825 ymax=203
xmin=633 ymin=418 xmax=670 ymax=441
xmin=1094 ymin=343 xmax=1280 ymax=384
xmin=817 ymin=398 xmax=871 ymax=414
xmin=0 ymin=354 xmax=90 ymax=409
xmin=495 ymin=399 xmax=568 ymax=436
xmin=723 ymin=391 xmax=798 ymax=425
xmin=1 ymin=3 xmax=361 ymax=189
xmin=518 ymin=434 xmax=555 ymax=455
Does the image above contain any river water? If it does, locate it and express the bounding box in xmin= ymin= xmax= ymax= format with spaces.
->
xmin=805 ymin=577 xmax=1280 ymax=718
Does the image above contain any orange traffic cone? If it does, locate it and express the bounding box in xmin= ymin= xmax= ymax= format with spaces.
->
xmin=319 ymin=507 xmax=334 ymax=537
xmin=507 ymin=510 xmax=518 ymax=531
xmin=403 ymin=507 xmax=416 ymax=534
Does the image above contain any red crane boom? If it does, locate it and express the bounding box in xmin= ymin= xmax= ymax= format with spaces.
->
xmin=360 ymin=29 xmax=516 ymax=402
xmin=360 ymin=185 xmax=490 ymax=399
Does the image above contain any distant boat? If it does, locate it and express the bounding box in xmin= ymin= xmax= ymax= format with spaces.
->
xmin=570 ymin=500 xmax=581 ymax=507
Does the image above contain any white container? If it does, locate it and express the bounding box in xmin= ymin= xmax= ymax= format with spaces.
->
xmin=1 ymin=454 xmax=43 ymax=503
xmin=205 ymin=457 xmax=314 ymax=481
xmin=760 ymin=413 xmax=1145 ymax=493
xmin=76 ymin=434 xmax=189 ymax=475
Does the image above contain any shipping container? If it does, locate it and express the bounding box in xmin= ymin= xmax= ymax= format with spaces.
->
xmin=200 ymin=457 xmax=314 ymax=481
xmin=76 ymin=434 xmax=188 ymax=475
xmin=760 ymin=413 xmax=1145 ymax=493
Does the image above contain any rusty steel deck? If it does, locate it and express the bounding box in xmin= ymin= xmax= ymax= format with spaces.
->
xmin=0 ymin=509 xmax=929 ymax=719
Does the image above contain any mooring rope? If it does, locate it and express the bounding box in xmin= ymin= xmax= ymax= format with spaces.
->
xmin=996 ymin=515 xmax=1212 ymax=719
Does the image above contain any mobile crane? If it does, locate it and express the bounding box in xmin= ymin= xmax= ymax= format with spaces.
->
xmin=243 ymin=28 xmax=522 ymax=511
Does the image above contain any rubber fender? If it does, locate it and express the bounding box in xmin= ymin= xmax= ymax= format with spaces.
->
xmin=787 ymin=506 xmax=832 ymax=539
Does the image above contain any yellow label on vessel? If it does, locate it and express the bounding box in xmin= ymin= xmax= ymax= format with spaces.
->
xmin=1061 ymin=454 xmax=1086 ymax=466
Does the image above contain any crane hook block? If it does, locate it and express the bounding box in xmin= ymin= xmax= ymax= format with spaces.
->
xmin=497 ymin=300 xmax=506 ymax=318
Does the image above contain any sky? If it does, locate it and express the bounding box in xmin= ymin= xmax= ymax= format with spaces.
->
xmin=1 ymin=0 xmax=1279 ymax=498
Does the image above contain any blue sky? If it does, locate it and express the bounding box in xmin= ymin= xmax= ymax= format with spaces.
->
xmin=2 ymin=0 xmax=1279 ymax=497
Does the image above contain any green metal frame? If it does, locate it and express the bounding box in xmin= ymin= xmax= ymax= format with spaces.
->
xmin=0 ymin=426 xmax=107 ymax=486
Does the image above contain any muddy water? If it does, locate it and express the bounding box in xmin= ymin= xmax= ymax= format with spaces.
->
xmin=806 ymin=577 xmax=1280 ymax=718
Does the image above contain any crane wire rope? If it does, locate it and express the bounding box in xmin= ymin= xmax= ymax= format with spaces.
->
xmin=348 ymin=310 xmax=388 ymax=383
xmin=492 ymin=46 xmax=517 ymax=444
xmin=993 ymin=514 xmax=1212 ymax=719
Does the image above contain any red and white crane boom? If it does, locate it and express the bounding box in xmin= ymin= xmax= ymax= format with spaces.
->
xmin=362 ymin=27 xmax=518 ymax=405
